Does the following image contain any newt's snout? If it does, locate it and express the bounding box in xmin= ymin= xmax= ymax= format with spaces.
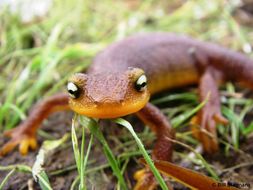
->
xmin=67 ymin=68 xmax=150 ymax=118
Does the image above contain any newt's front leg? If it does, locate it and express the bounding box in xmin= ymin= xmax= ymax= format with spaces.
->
xmin=192 ymin=68 xmax=228 ymax=153
xmin=134 ymin=103 xmax=174 ymax=190
xmin=0 ymin=93 xmax=69 ymax=156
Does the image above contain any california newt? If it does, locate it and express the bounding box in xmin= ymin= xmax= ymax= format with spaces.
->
xmin=1 ymin=33 xmax=252 ymax=189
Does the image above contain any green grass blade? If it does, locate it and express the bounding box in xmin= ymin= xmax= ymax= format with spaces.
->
xmin=79 ymin=125 xmax=86 ymax=190
xmin=222 ymin=106 xmax=241 ymax=149
xmin=32 ymin=135 xmax=68 ymax=190
xmin=168 ymin=138 xmax=219 ymax=180
xmin=0 ymin=169 xmax=15 ymax=190
xmin=0 ymin=164 xmax=31 ymax=172
xmin=80 ymin=117 xmax=128 ymax=190
xmin=171 ymin=93 xmax=209 ymax=128
xmin=83 ymin=134 xmax=94 ymax=172
xmin=113 ymin=118 xmax=169 ymax=190
xmin=37 ymin=171 xmax=53 ymax=190
xmin=243 ymin=121 xmax=253 ymax=135
xmin=71 ymin=115 xmax=81 ymax=175
xmin=152 ymin=92 xmax=197 ymax=105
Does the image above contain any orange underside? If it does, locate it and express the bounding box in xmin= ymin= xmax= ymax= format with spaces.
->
xmin=70 ymin=96 xmax=150 ymax=119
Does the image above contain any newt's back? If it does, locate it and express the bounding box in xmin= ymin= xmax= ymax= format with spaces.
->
xmin=90 ymin=32 xmax=253 ymax=93
xmin=90 ymin=33 xmax=202 ymax=93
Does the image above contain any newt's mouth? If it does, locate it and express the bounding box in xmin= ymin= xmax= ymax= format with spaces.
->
xmin=69 ymin=94 xmax=149 ymax=119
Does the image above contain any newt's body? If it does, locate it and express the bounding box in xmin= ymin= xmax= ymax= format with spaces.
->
xmin=1 ymin=33 xmax=251 ymax=189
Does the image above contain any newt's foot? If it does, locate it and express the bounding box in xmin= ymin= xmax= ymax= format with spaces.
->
xmin=134 ymin=168 xmax=171 ymax=190
xmin=191 ymin=107 xmax=228 ymax=153
xmin=0 ymin=125 xmax=37 ymax=156
xmin=134 ymin=169 xmax=157 ymax=190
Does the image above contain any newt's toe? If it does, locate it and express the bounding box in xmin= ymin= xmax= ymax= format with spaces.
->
xmin=213 ymin=113 xmax=228 ymax=125
xmin=19 ymin=137 xmax=37 ymax=155
xmin=0 ymin=126 xmax=37 ymax=156
xmin=134 ymin=169 xmax=157 ymax=190
xmin=0 ymin=139 xmax=19 ymax=156
xmin=191 ymin=110 xmax=228 ymax=153
xmin=190 ymin=115 xmax=201 ymax=140
xmin=3 ymin=128 xmax=15 ymax=137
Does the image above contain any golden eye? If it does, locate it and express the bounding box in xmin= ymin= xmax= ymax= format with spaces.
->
xmin=135 ymin=74 xmax=147 ymax=92
xmin=67 ymin=82 xmax=80 ymax=99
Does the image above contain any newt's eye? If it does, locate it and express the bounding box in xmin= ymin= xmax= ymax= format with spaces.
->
xmin=67 ymin=82 xmax=80 ymax=99
xmin=135 ymin=74 xmax=147 ymax=92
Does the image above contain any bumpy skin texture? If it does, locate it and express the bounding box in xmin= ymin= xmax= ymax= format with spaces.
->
xmin=1 ymin=33 xmax=253 ymax=189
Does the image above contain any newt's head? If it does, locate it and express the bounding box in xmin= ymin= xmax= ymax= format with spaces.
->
xmin=67 ymin=68 xmax=150 ymax=118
